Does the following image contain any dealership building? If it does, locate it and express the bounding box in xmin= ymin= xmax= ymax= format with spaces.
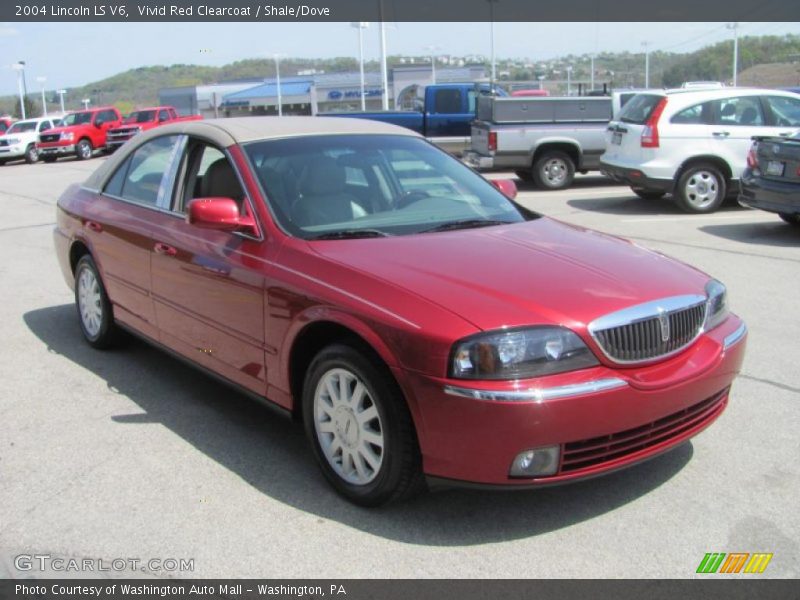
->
xmin=159 ymin=65 xmax=487 ymax=118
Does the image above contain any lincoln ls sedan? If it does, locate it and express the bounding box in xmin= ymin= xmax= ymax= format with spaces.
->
xmin=54 ymin=118 xmax=747 ymax=506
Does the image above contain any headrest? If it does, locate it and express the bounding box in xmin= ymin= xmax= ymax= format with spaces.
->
xmin=201 ymin=158 xmax=243 ymax=200
xmin=300 ymin=156 xmax=347 ymax=195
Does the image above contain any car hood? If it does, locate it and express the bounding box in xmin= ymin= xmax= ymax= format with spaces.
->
xmin=309 ymin=217 xmax=710 ymax=332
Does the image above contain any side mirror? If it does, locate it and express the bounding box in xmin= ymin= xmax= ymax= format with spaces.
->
xmin=94 ymin=119 xmax=104 ymax=128
xmin=490 ymin=178 xmax=518 ymax=200
xmin=187 ymin=197 xmax=257 ymax=235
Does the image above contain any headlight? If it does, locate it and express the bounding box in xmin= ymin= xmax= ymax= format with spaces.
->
xmin=450 ymin=326 xmax=599 ymax=380
xmin=704 ymin=279 xmax=729 ymax=331
xmin=61 ymin=132 xmax=74 ymax=141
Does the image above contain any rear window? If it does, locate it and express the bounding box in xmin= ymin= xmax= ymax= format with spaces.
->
xmin=618 ymin=94 xmax=664 ymax=124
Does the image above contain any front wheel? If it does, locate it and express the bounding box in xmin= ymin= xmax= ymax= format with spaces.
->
xmin=302 ymin=343 xmax=424 ymax=506
xmin=74 ymin=255 xmax=119 ymax=349
xmin=75 ymin=139 xmax=93 ymax=160
xmin=675 ymin=163 xmax=726 ymax=213
xmin=532 ymin=151 xmax=575 ymax=190
xmin=779 ymin=213 xmax=800 ymax=227
xmin=24 ymin=144 xmax=39 ymax=164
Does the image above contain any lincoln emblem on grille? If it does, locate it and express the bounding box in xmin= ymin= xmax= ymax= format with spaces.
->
xmin=657 ymin=308 xmax=671 ymax=342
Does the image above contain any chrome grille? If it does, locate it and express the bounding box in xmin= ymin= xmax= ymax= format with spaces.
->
xmin=590 ymin=296 xmax=707 ymax=363
xmin=39 ymin=133 xmax=60 ymax=143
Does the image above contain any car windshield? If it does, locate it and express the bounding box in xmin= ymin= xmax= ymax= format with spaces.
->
xmin=7 ymin=121 xmax=37 ymax=133
xmin=124 ymin=110 xmax=156 ymax=124
xmin=62 ymin=112 xmax=93 ymax=126
xmin=244 ymin=134 xmax=532 ymax=239
xmin=619 ymin=94 xmax=664 ymax=124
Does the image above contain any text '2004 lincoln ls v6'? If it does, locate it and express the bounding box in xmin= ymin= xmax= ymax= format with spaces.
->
xmin=53 ymin=117 xmax=747 ymax=506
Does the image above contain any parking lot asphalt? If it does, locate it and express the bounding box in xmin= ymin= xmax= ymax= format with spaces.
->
xmin=0 ymin=158 xmax=798 ymax=579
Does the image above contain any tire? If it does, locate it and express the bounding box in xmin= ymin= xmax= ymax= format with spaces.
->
xmin=779 ymin=213 xmax=800 ymax=227
xmin=76 ymin=139 xmax=93 ymax=161
xmin=631 ymin=187 xmax=666 ymax=200
xmin=302 ymin=343 xmax=424 ymax=506
xmin=532 ymin=150 xmax=575 ymax=190
xmin=675 ymin=163 xmax=726 ymax=213
xmin=42 ymin=155 xmax=57 ymax=163
xmin=24 ymin=144 xmax=39 ymax=164
xmin=515 ymin=169 xmax=534 ymax=182
xmin=74 ymin=255 xmax=119 ymax=349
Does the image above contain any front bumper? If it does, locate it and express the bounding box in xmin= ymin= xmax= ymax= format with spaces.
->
xmin=0 ymin=145 xmax=25 ymax=159
xmin=600 ymin=161 xmax=674 ymax=193
xmin=38 ymin=143 xmax=76 ymax=156
xmin=739 ymin=169 xmax=800 ymax=216
xmin=404 ymin=315 xmax=746 ymax=486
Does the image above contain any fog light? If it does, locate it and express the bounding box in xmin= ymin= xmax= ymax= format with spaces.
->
xmin=509 ymin=445 xmax=560 ymax=478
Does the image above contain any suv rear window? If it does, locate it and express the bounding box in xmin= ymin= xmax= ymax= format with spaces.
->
xmin=618 ymin=94 xmax=664 ymax=124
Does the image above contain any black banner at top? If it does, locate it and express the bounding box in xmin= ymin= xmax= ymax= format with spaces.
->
xmin=4 ymin=0 xmax=800 ymax=22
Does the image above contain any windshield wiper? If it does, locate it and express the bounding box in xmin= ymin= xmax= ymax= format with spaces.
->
xmin=308 ymin=229 xmax=390 ymax=241
xmin=419 ymin=219 xmax=514 ymax=234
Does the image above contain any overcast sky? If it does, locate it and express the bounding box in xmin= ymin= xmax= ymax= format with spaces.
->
xmin=1 ymin=21 xmax=799 ymax=95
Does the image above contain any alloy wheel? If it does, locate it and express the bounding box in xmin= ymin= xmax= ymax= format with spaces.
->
xmin=683 ymin=170 xmax=720 ymax=210
xmin=77 ymin=267 xmax=103 ymax=338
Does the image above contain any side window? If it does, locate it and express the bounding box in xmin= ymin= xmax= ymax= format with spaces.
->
xmin=713 ymin=96 xmax=764 ymax=126
xmin=671 ymin=102 xmax=710 ymax=124
xmin=39 ymin=121 xmax=51 ymax=132
xmin=765 ymin=95 xmax=800 ymax=127
xmin=158 ymin=109 xmax=170 ymax=122
xmin=433 ymin=89 xmax=463 ymax=114
xmin=104 ymin=157 xmax=130 ymax=198
xmin=118 ymin=135 xmax=182 ymax=207
xmin=467 ymin=90 xmax=477 ymax=114
xmin=176 ymin=142 xmax=245 ymax=214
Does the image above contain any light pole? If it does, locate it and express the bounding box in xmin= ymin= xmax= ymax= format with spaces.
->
xmin=642 ymin=41 xmax=650 ymax=88
xmin=378 ymin=8 xmax=389 ymax=110
xmin=487 ymin=0 xmax=498 ymax=86
xmin=424 ymin=45 xmax=441 ymax=84
xmin=727 ymin=22 xmax=739 ymax=86
xmin=36 ymin=76 xmax=47 ymax=116
xmin=566 ymin=65 xmax=573 ymax=96
xmin=590 ymin=54 xmax=595 ymax=91
xmin=57 ymin=89 xmax=66 ymax=113
xmin=273 ymin=53 xmax=284 ymax=116
xmin=351 ymin=22 xmax=369 ymax=111
xmin=11 ymin=62 xmax=26 ymax=119
xmin=82 ymin=98 xmax=90 ymax=109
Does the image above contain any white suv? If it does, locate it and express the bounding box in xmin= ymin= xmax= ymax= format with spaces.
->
xmin=0 ymin=116 xmax=62 ymax=165
xmin=600 ymin=88 xmax=800 ymax=212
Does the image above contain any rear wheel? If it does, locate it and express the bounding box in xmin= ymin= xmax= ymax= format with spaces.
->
xmin=532 ymin=150 xmax=575 ymax=190
xmin=76 ymin=139 xmax=93 ymax=160
xmin=675 ymin=163 xmax=726 ymax=213
xmin=631 ymin=187 xmax=665 ymax=200
xmin=302 ymin=343 xmax=424 ymax=506
xmin=779 ymin=213 xmax=800 ymax=227
xmin=74 ymin=255 xmax=119 ymax=349
xmin=24 ymin=144 xmax=39 ymax=164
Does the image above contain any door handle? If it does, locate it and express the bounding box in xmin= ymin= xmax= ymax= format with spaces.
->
xmin=154 ymin=242 xmax=177 ymax=257
xmin=85 ymin=220 xmax=102 ymax=233
xmin=712 ymin=131 xmax=730 ymax=137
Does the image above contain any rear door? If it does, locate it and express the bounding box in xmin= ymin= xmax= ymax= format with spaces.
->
xmin=706 ymin=94 xmax=776 ymax=179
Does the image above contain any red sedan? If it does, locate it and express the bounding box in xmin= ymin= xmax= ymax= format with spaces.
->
xmin=54 ymin=118 xmax=747 ymax=506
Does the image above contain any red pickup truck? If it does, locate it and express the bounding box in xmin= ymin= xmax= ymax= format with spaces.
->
xmin=0 ymin=117 xmax=13 ymax=134
xmin=106 ymin=106 xmax=202 ymax=150
xmin=37 ymin=106 xmax=122 ymax=162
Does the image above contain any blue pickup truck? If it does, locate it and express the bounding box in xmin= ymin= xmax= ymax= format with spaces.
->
xmin=326 ymin=83 xmax=506 ymax=155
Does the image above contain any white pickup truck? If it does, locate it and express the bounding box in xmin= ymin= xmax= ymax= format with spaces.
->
xmin=464 ymin=92 xmax=639 ymax=190
xmin=0 ymin=116 xmax=62 ymax=165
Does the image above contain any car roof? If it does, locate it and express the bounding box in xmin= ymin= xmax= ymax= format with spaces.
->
xmin=150 ymin=116 xmax=422 ymax=145
xmin=9 ymin=116 xmax=52 ymax=125
xmin=83 ymin=116 xmax=421 ymax=192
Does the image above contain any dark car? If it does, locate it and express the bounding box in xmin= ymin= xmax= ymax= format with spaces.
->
xmin=739 ymin=132 xmax=800 ymax=226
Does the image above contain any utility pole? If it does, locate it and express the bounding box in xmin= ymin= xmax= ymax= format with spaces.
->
xmin=487 ymin=0 xmax=498 ymax=87
xmin=12 ymin=62 xmax=26 ymax=119
xmin=727 ymin=22 xmax=739 ymax=86
xmin=590 ymin=54 xmax=595 ymax=91
xmin=379 ymin=4 xmax=389 ymax=110
xmin=57 ymin=89 xmax=66 ymax=113
xmin=273 ymin=54 xmax=284 ymax=116
xmin=642 ymin=41 xmax=650 ymax=88
xmin=351 ymin=22 xmax=369 ymax=111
